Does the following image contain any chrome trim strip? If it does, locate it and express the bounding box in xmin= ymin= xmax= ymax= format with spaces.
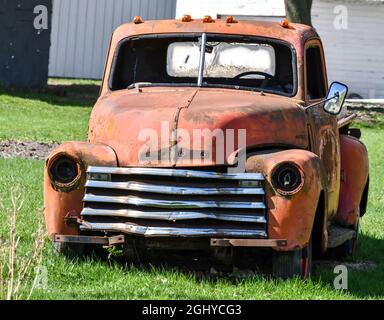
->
xmin=80 ymin=222 xmax=267 ymax=238
xmin=83 ymin=194 xmax=266 ymax=209
xmin=197 ymin=33 xmax=207 ymax=87
xmin=87 ymin=166 xmax=264 ymax=180
xmin=81 ymin=208 xmax=267 ymax=223
xmin=85 ymin=180 xmax=264 ymax=195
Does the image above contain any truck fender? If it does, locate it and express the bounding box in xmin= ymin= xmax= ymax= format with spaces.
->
xmin=246 ymin=149 xmax=328 ymax=251
xmin=336 ymin=135 xmax=369 ymax=226
xmin=44 ymin=142 xmax=117 ymax=239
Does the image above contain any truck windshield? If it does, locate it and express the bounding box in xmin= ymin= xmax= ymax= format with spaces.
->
xmin=110 ymin=34 xmax=296 ymax=96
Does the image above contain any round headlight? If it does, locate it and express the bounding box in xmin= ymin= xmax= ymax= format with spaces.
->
xmin=272 ymin=163 xmax=303 ymax=194
xmin=49 ymin=155 xmax=79 ymax=185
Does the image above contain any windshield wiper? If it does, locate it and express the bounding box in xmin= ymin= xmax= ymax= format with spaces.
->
xmin=127 ymin=82 xmax=153 ymax=90
xmin=127 ymin=82 xmax=198 ymax=90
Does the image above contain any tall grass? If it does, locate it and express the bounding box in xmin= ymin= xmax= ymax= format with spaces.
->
xmin=0 ymin=188 xmax=45 ymax=300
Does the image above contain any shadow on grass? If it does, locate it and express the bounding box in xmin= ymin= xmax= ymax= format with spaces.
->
xmin=345 ymin=233 xmax=384 ymax=299
xmin=311 ymin=233 xmax=384 ymax=299
xmin=0 ymin=83 xmax=100 ymax=108
xmin=74 ymin=246 xmax=271 ymax=284
xmin=65 ymin=232 xmax=384 ymax=299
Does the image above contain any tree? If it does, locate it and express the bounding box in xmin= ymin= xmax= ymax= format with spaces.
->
xmin=284 ymin=0 xmax=313 ymax=26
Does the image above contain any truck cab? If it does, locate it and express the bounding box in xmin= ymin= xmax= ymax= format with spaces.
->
xmin=44 ymin=17 xmax=369 ymax=278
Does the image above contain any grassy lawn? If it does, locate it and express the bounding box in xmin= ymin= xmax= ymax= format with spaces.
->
xmin=0 ymin=81 xmax=383 ymax=299
xmin=0 ymin=78 xmax=98 ymax=142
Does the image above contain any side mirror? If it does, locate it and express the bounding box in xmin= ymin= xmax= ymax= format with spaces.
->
xmin=323 ymin=82 xmax=348 ymax=115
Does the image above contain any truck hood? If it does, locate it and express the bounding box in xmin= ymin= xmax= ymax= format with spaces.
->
xmin=88 ymin=87 xmax=308 ymax=167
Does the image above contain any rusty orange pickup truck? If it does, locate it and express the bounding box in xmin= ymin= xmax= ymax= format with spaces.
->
xmin=44 ymin=16 xmax=369 ymax=279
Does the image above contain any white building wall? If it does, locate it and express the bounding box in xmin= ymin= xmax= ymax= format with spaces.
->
xmin=176 ymin=0 xmax=285 ymax=18
xmin=312 ymin=1 xmax=384 ymax=98
xmin=49 ymin=0 xmax=177 ymax=79
xmin=176 ymin=0 xmax=384 ymax=98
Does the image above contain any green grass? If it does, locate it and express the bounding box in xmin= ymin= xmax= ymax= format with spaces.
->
xmin=0 ymin=128 xmax=382 ymax=300
xmin=0 ymin=78 xmax=99 ymax=142
xmin=48 ymin=77 xmax=101 ymax=87
xmin=354 ymin=112 xmax=384 ymax=130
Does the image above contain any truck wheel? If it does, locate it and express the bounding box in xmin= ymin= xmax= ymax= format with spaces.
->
xmin=272 ymin=237 xmax=312 ymax=279
xmin=52 ymin=241 xmax=85 ymax=259
xmin=335 ymin=211 xmax=360 ymax=259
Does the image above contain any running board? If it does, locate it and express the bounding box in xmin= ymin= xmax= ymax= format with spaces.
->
xmin=327 ymin=225 xmax=356 ymax=248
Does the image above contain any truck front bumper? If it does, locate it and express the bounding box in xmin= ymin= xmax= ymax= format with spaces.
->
xmin=54 ymin=234 xmax=287 ymax=248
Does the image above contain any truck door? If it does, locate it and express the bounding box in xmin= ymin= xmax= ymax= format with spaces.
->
xmin=305 ymin=39 xmax=341 ymax=219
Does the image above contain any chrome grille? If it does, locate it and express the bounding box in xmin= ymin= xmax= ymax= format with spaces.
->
xmin=80 ymin=166 xmax=267 ymax=238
